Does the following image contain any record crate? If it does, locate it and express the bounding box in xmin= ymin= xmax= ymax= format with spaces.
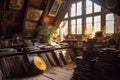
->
xmin=71 ymin=57 xmax=97 ymax=80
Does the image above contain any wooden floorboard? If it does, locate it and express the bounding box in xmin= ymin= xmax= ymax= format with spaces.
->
xmin=43 ymin=69 xmax=71 ymax=80
xmin=7 ymin=75 xmax=52 ymax=80
xmin=6 ymin=63 xmax=75 ymax=80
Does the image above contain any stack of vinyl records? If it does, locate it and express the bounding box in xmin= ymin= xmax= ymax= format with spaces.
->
xmin=0 ymin=68 xmax=3 ymax=80
xmin=71 ymin=57 xmax=96 ymax=80
xmin=53 ymin=50 xmax=65 ymax=66
xmin=59 ymin=42 xmax=70 ymax=47
xmin=53 ymin=49 xmax=73 ymax=66
xmin=0 ymin=48 xmax=17 ymax=57
xmin=60 ymin=49 xmax=73 ymax=65
xmin=67 ymin=49 xmax=76 ymax=61
xmin=24 ymin=46 xmax=41 ymax=52
xmin=46 ymin=52 xmax=57 ymax=66
xmin=95 ymin=62 xmax=118 ymax=80
xmin=98 ymin=48 xmax=119 ymax=64
xmin=0 ymin=55 xmax=28 ymax=78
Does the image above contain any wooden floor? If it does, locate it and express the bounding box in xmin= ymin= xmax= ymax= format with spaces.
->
xmin=6 ymin=63 xmax=75 ymax=80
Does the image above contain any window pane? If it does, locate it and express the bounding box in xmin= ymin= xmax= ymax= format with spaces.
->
xmin=106 ymin=13 xmax=114 ymax=33
xmin=94 ymin=3 xmax=101 ymax=12
xmin=64 ymin=21 xmax=68 ymax=36
xmin=77 ymin=2 xmax=82 ymax=16
xmin=86 ymin=17 xmax=92 ymax=34
xmin=58 ymin=21 xmax=68 ymax=39
xmin=71 ymin=3 xmax=76 ymax=17
xmin=64 ymin=12 xmax=68 ymax=18
xmin=58 ymin=22 xmax=63 ymax=35
xmin=59 ymin=21 xmax=64 ymax=27
xmin=77 ymin=19 xmax=82 ymax=34
xmin=106 ymin=13 xmax=114 ymax=20
xmin=106 ymin=21 xmax=114 ymax=33
xmin=86 ymin=0 xmax=92 ymax=14
xmin=94 ymin=16 xmax=101 ymax=33
xmin=71 ymin=19 xmax=76 ymax=34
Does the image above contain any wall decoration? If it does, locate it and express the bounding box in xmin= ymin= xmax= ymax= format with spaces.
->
xmin=24 ymin=21 xmax=37 ymax=36
xmin=26 ymin=7 xmax=43 ymax=21
xmin=48 ymin=0 xmax=62 ymax=17
xmin=9 ymin=0 xmax=24 ymax=10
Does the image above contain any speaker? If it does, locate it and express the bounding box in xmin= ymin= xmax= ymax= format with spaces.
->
xmin=90 ymin=0 xmax=120 ymax=16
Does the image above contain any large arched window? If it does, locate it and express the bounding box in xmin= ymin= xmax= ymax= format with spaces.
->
xmin=59 ymin=0 xmax=115 ymax=36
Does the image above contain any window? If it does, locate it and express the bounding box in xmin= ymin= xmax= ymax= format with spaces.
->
xmin=71 ymin=19 xmax=76 ymax=34
xmin=94 ymin=3 xmax=101 ymax=12
xmin=86 ymin=0 xmax=93 ymax=14
xmin=86 ymin=17 xmax=93 ymax=34
xmin=70 ymin=1 xmax=83 ymax=34
xmin=64 ymin=12 xmax=68 ymax=18
xmin=71 ymin=3 xmax=76 ymax=17
xmin=77 ymin=18 xmax=82 ymax=34
xmin=58 ymin=21 xmax=68 ymax=39
xmin=94 ymin=15 xmax=101 ymax=33
xmin=59 ymin=0 xmax=114 ymax=37
xmin=70 ymin=18 xmax=82 ymax=34
xmin=106 ymin=13 xmax=114 ymax=34
xmin=64 ymin=21 xmax=68 ymax=36
xmin=85 ymin=0 xmax=102 ymax=35
xmin=86 ymin=15 xmax=101 ymax=35
xmin=71 ymin=2 xmax=82 ymax=17
xmin=77 ymin=2 xmax=82 ymax=16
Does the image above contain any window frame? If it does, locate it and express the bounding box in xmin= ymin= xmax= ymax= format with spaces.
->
xmin=60 ymin=0 xmax=114 ymax=36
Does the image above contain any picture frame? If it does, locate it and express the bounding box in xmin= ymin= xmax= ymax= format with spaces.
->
xmin=9 ymin=0 xmax=24 ymax=10
xmin=48 ymin=0 xmax=62 ymax=17
xmin=26 ymin=7 xmax=43 ymax=21
xmin=24 ymin=21 xmax=37 ymax=36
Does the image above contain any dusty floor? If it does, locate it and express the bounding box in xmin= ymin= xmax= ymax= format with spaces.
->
xmin=6 ymin=63 xmax=75 ymax=80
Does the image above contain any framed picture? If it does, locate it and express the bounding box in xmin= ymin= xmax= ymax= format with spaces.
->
xmin=26 ymin=7 xmax=43 ymax=21
xmin=9 ymin=0 xmax=24 ymax=10
xmin=48 ymin=0 xmax=62 ymax=17
xmin=24 ymin=21 xmax=37 ymax=36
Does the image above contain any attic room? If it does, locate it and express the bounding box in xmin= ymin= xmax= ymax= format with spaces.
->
xmin=0 ymin=0 xmax=120 ymax=80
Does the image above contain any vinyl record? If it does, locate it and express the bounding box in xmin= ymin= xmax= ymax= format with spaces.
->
xmin=68 ymin=49 xmax=76 ymax=61
xmin=0 ymin=69 xmax=3 ymax=80
xmin=46 ymin=52 xmax=57 ymax=66
xmin=54 ymin=50 xmax=64 ymax=66
xmin=0 ymin=58 xmax=9 ymax=77
xmin=1 ymin=56 xmax=30 ymax=77
xmin=5 ymin=58 xmax=11 ymax=77
xmin=20 ymin=55 xmax=29 ymax=73
xmin=40 ymin=54 xmax=52 ymax=68
xmin=33 ymin=56 xmax=47 ymax=70
xmin=60 ymin=49 xmax=72 ymax=64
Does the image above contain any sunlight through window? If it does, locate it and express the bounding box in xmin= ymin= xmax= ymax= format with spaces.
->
xmin=106 ymin=13 xmax=114 ymax=34
xmin=71 ymin=4 xmax=76 ymax=17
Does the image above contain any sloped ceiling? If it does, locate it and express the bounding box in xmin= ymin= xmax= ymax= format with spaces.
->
xmin=0 ymin=0 xmax=71 ymax=37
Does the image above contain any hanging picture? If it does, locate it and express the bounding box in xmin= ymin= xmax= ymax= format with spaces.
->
xmin=9 ymin=0 xmax=24 ymax=10
xmin=48 ymin=0 xmax=62 ymax=17
xmin=24 ymin=21 xmax=37 ymax=36
xmin=26 ymin=7 xmax=43 ymax=21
